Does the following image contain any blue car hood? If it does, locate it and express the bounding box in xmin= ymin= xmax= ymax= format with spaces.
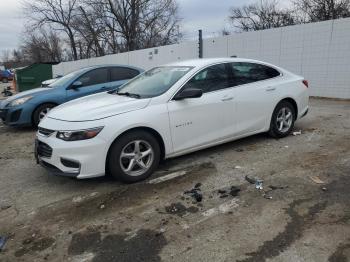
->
xmin=1 ymin=87 xmax=52 ymax=107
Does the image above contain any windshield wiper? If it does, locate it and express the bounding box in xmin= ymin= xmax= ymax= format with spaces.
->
xmin=116 ymin=92 xmax=141 ymax=99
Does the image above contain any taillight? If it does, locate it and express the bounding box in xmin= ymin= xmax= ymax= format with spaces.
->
xmin=302 ymin=80 xmax=309 ymax=88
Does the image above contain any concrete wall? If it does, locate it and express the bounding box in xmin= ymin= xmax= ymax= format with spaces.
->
xmin=53 ymin=18 xmax=350 ymax=99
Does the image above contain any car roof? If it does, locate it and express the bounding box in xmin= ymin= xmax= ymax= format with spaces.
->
xmin=80 ymin=64 xmax=144 ymax=72
xmin=165 ymin=57 xmax=279 ymax=68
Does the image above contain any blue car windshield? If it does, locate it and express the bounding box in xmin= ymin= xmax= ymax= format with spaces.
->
xmin=49 ymin=68 xmax=87 ymax=88
xmin=116 ymin=66 xmax=193 ymax=98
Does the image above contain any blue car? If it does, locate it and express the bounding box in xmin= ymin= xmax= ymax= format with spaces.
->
xmin=0 ymin=65 xmax=143 ymax=127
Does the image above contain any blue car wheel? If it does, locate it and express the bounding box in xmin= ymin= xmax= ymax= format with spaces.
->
xmin=32 ymin=103 xmax=57 ymax=127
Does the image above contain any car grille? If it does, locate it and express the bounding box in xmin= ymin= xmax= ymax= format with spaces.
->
xmin=38 ymin=127 xmax=55 ymax=137
xmin=37 ymin=141 xmax=53 ymax=158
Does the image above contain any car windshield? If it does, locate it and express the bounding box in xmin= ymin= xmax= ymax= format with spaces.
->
xmin=49 ymin=69 xmax=87 ymax=88
xmin=115 ymin=66 xmax=193 ymax=98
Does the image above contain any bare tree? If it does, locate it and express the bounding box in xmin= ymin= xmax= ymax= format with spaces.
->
xmin=21 ymin=27 xmax=63 ymax=62
xmin=293 ymin=0 xmax=350 ymax=22
xmin=229 ymin=0 xmax=297 ymax=32
xmin=98 ymin=0 xmax=181 ymax=52
xmin=24 ymin=0 xmax=79 ymax=60
xmin=23 ymin=0 xmax=181 ymax=61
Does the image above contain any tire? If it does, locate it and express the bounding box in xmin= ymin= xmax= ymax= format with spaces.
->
xmin=108 ymin=130 xmax=160 ymax=183
xmin=32 ymin=103 xmax=56 ymax=127
xmin=268 ymin=101 xmax=296 ymax=138
xmin=2 ymin=78 xmax=8 ymax=83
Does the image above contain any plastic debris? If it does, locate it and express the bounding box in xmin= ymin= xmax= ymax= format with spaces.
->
xmin=310 ymin=176 xmax=325 ymax=184
xmin=1 ymin=87 xmax=13 ymax=97
xmin=194 ymin=183 xmax=201 ymax=189
xmin=230 ymin=186 xmax=241 ymax=197
xmin=184 ymin=184 xmax=203 ymax=202
xmin=321 ymin=187 xmax=327 ymax=191
xmin=99 ymin=204 xmax=105 ymax=209
xmin=234 ymin=166 xmax=242 ymax=169
xmin=293 ymin=130 xmax=302 ymax=136
xmin=218 ymin=186 xmax=241 ymax=198
xmin=245 ymin=175 xmax=264 ymax=190
xmin=255 ymin=180 xmax=263 ymax=190
xmin=245 ymin=175 xmax=257 ymax=184
xmin=0 ymin=236 xmax=6 ymax=251
xmin=269 ymin=185 xmax=288 ymax=190
xmin=263 ymin=194 xmax=272 ymax=200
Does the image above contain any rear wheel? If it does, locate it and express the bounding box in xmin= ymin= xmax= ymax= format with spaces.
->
xmin=108 ymin=131 xmax=160 ymax=183
xmin=32 ymin=103 xmax=56 ymax=127
xmin=269 ymin=101 xmax=295 ymax=138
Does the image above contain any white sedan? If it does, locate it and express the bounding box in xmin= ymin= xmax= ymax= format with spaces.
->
xmin=36 ymin=58 xmax=309 ymax=182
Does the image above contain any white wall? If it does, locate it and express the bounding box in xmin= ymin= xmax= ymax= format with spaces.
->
xmin=53 ymin=18 xmax=350 ymax=99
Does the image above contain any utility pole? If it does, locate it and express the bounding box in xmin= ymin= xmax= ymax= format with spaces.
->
xmin=198 ymin=30 xmax=203 ymax=58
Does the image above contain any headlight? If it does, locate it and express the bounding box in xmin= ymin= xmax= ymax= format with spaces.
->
xmin=56 ymin=127 xmax=104 ymax=141
xmin=9 ymin=96 xmax=33 ymax=106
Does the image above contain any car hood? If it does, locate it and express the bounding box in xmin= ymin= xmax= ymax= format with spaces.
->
xmin=1 ymin=87 xmax=51 ymax=106
xmin=47 ymin=92 xmax=151 ymax=122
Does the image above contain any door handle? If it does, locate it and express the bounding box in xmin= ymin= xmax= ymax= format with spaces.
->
xmin=266 ymin=87 xmax=276 ymax=91
xmin=100 ymin=86 xmax=107 ymax=90
xmin=221 ymin=97 xmax=234 ymax=101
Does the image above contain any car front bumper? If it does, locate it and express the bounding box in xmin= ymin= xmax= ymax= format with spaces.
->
xmin=35 ymin=133 xmax=108 ymax=179
xmin=0 ymin=104 xmax=34 ymax=126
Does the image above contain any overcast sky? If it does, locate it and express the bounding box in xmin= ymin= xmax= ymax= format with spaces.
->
xmin=0 ymin=0 xmax=254 ymax=55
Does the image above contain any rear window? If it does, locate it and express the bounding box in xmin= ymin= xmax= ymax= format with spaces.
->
xmin=111 ymin=67 xmax=140 ymax=81
xmin=230 ymin=62 xmax=280 ymax=86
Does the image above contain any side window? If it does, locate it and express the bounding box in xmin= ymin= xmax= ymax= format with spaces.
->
xmin=183 ymin=64 xmax=230 ymax=93
xmin=77 ymin=68 xmax=109 ymax=87
xmin=230 ymin=62 xmax=280 ymax=86
xmin=111 ymin=67 xmax=139 ymax=81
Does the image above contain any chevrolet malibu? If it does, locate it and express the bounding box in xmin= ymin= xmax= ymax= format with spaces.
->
xmin=36 ymin=58 xmax=309 ymax=183
xmin=0 ymin=65 xmax=143 ymax=127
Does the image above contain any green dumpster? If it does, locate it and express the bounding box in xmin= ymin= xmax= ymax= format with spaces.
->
xmin=15 ymin=63 xmax=58 ymax=92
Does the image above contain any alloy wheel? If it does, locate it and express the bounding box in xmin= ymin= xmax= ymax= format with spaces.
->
xmin=276 ymin=107 xmax=293 ymax=133
xmin=119 ymin=140 xmax=154 ymax=177
xmin=39 ymin=107 xmax=51 ymax=122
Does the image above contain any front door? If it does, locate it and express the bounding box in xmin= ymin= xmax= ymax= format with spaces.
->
xmin=167 ymin=63 xmax=236 ymax=154
xmin=66 ymin=68 xmax=109 ymax=101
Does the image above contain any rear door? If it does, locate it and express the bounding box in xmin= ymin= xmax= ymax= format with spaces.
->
xmin=109 ymin=67 xmax=140 ymax=91
xmin=167 ymin=63 xmax=236 ymax=153
xmin=230 ymin=62 xmax=281 ymax=135
xmin=66 ymin=68 xmax=109 ymax=101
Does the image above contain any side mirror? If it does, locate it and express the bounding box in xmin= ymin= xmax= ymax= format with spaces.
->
xmin=173 ymin=88 xmax=203 ymax=101
xmin=70 ymin=81 xmax=83 ymax=90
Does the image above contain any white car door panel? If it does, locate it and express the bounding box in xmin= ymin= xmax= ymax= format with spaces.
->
xmin=234 ymin=81 xmax=278 ymax=135
xmin=230 ymin=62 xmax=282 ymax=135
xmin=167 ymin=63 xmax=236 ymax=153
xmin=168 ymin=88 xmax=235 ymax=153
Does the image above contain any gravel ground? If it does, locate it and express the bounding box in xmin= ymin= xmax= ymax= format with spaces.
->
xmin=0 ymin=98 xmax=349 ymax=262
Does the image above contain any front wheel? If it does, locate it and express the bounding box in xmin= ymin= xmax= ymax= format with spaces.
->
xmin=269 ymin=101 xmax=295 ymax=138
xmin=108 ymin=131 xmax=160 ymax=183
xmin=32 ymin=103 xmax=56 ymax=127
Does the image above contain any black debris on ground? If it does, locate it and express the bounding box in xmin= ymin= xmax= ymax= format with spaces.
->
xmin=217 ymin=186 xmax=241 ymax=198
xmin=184 ymin=183 xmax=203 ymax=202
xmin=268 ymin=185 xmax=288 ymax=190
